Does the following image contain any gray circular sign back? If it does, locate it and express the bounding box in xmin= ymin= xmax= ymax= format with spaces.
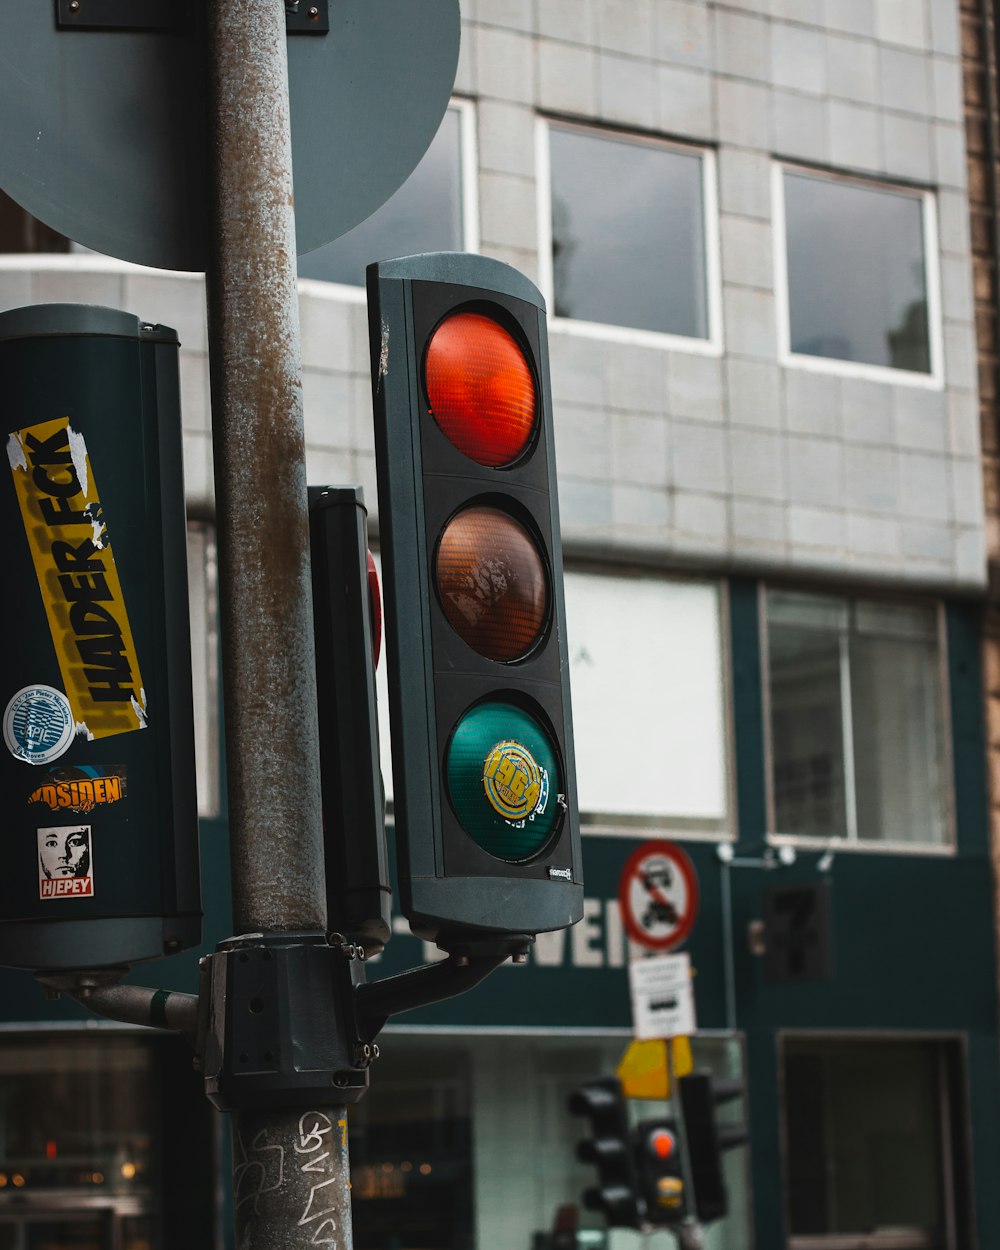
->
xmin=0 ymin=1 xmax=460 ymax=271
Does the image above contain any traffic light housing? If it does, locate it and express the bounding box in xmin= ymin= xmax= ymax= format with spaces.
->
xmin=678 ymin=1071 xmax=749 ymax=1224
xmin=568 ymin=1078 xmax=641 ymax=1229
xmin=309 ymin=486 xmax=391 ymax=951
xmin=634 ymin=1118 xmax=686 ymax=1226
xmin=367 ymin=252 xmax=583 ymax=954
xmin=0 ymin=304 xmax=200 ymax=970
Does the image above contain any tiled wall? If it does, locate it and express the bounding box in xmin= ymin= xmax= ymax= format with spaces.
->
xmin=0 ymin=0 xmax=985 ymax=589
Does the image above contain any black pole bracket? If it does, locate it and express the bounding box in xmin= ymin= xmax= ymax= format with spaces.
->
xmin=55 ymin=0 xmax=329 ymax=35
xmin=200 ymin=931 xmax=371 ymax=1113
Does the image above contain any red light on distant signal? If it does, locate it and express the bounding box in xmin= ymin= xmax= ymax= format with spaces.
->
xmin=649 ymin=1129 xmax=675 ymax=1160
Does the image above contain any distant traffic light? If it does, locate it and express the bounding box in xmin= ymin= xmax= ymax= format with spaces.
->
xmin=678 ymin=1071 xmax=749 ymax=1224
xmin=568 ymin=1078 xmax=641 ymax=1229
xmin=367 ymin=252 xmax=583 ymax=955
xmin=634 ymin=1119 xmax=686 ymax=1226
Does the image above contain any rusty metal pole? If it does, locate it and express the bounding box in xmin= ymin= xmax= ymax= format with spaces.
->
xmin=204 ymin=2 xmax=351 ymax=1246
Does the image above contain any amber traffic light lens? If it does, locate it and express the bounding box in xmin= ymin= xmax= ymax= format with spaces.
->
xmin=435 ymin=506 xmax=549 ymax=662
xmin=424 ymin=311 xmax=536 ymax=467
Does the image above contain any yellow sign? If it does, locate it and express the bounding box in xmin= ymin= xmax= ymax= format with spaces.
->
xmin=8 ymin=417 xmax=146 ymax=740
xmin=616 ymin=1036 xmax=695 ymax=1100
xmin=617 ymin=1039 xmax=669 ymax=1099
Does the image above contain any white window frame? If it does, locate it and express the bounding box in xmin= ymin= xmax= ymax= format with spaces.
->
xmin=298 ymin=97 xmax=479 ymax=305
xmin=761 ymin=589 xmax=956 ymax=858
xmin=535 ymin=117 xmax=723 ymax=355
xmin=773 ymin=162 xmax=945 ymax=390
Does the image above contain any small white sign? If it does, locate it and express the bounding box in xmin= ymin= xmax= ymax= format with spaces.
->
xmin=628 ymin=953 xmax=697 ymax=1041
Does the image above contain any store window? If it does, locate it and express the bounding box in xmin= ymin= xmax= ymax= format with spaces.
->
xmin=0 ymin=1036 xmax=155 ymax=1250
xmin=776 ymin=166 xmax=939 ymax=381
xmin=541 ymin=122 xmax=718 ymax=345
xmin=782 ymin=1036 xmax=967 ymax=1249
xmin=350 ymin=1041 xmax=473 ymax=1250
xmin=186 ymin=522 xmax=220 ymax=819
xmin=765 ymin=590 xmax=950 ymax=848
xmin=298 ymin=101 xmax=474 ymax=288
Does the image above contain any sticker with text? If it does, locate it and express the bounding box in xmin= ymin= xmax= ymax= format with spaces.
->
xmin=38 ymin=825 xmax=94 ymax=899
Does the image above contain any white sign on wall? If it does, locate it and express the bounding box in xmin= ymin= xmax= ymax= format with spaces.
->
xmin=628 ymin=952 xmax=698 ymax=1040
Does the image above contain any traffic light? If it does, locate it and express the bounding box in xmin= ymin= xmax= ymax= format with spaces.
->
xmin=308 ymin=486 xmax=391 ymax=951
xmin=367 ymin=252 xmax=582 ymax=954
xmin=634 ymin=1118 xmax=686 ymax=1226
xmin=0 ymin=303 xmax=200 ymax=970
xmin=678 ymin=1071 xmax=749 ymax=1224
xmin=567 ymin=1078 xmax=641 ymax=1229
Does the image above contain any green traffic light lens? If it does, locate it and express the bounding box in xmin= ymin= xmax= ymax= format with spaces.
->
xmin=446 ymin=700 xmax=562 ymax=863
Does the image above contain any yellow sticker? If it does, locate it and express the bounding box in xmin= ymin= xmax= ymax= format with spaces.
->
xmin=8 ymin=416 xmax=146 ymax=741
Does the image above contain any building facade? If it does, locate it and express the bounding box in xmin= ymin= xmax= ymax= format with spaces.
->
xmin=0 ymin=1 xmax=998 ymax=1248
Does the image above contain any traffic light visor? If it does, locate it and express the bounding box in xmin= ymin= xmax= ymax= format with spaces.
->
xmin=435 ymin=506 xmax=549 ymax=662
xmin=424 ymin=311 xmax=537 ymax=467
xmin=446 ymin=700 xmax=562 ymax=862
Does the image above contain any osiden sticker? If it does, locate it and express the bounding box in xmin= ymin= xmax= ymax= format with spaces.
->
xmin=6 ymin=416 xmax=147 ymax=747
xmin=3 ymin=685 xmax=75 ymax=766
xmin=28 ymin=764 xmax=127 ymax=813
xmin=38 ymin=824 xmax=94 ymax=899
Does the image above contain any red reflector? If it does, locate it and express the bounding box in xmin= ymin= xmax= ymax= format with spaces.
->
xmin=435 ymin=507 xmax=548 ymax=662
xmin=424 ymin=311 xmax=536 ymax=467
xmin=367 ymin=548 xmax=382 ymax=667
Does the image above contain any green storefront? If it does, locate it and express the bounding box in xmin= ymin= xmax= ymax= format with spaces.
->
xmin=0 ymin=579 xmax=996 ymax=1250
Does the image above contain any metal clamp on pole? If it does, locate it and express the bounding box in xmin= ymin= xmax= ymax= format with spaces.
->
xmin=356 ymin=951 xmax=511 ymax=1042
xmin=200 ymin=933 xmax=373 ymax=1113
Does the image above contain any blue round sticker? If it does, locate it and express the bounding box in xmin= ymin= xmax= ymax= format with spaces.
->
xmin=3 ymin=685 xmax=75 ymax=766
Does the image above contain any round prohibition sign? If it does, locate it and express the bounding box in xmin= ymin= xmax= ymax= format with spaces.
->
xmin=618 ymin=840 xmax=700 ymax=951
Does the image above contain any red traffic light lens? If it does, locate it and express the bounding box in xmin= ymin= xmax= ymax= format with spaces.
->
xmin=649 ymin=1129 xmax=676 ymax=1160
xmin=435 ymin=506 xmax=549 ymax=662
xmin=424 ymin=311 xmax=536 ymax=467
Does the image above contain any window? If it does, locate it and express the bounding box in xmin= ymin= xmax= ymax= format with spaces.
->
xmin=782 ymin=1036 xmax=966 ymax=1249
xmin=298 ymin=101 xmax=474 ymax=289
xmin=0 ymin=191 xmax=69 ymax=255
xmin=563 ymin=572 xmax=730 ymax=836
xmin=765 ymin=590 xmax=950 ymax=848
xmin=539 ymin=121 xmax=719 ymax=346
xmin=776 ymin=166 xmax=940 ymax=382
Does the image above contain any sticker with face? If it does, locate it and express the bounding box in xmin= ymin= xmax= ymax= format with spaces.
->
xmin=37 ymin=825 xmax=94 ymax=899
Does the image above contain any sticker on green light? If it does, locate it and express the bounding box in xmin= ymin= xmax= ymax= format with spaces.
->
xmin=446 ymin=701 xmax=561 ymax=863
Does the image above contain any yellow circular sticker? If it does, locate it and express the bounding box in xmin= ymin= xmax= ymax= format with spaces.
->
xmin=482 ymin=740 xmax=543 ymax=820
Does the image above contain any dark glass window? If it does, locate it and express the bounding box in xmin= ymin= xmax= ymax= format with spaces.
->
xmin=782 ymin=169 xmax=932 ymax=374
xmin=298 ymin=105 xmax=465 ymax=287
xmin=0 ymin=192 xmax=69 ymax=255
xmin=783 ymin=1038 xmax=958 ymax=1245
xmin=349 ymin=1043 xmax=472 ymax=1250
xmin=766 ymin=591 xmax=948 ymax=846
xmin=547 ymin=124 xmax=710 ymax=339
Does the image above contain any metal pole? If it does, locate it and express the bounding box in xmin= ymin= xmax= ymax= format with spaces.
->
xmin=204 ymin=3 xmax=349 ymax=1245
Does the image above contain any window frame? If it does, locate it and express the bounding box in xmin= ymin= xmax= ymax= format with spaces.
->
xmin=535 ymin=116 xmax=724 ymax=355
xmin=778 ymin=1030 xmax=965 ymax=1250
xmin=773 ymin=162 xmax=945 ymax=390
xmin=760 ymin=587 xmax=956 ymax=858
xmin=297 ymin=96 xmax=479 ymax=303
xmin=563 ymin=565 xmax=736 ymax=844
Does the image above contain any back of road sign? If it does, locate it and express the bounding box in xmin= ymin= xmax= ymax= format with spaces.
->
xmin=0 ymin=0 xmax=460 ymax=271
